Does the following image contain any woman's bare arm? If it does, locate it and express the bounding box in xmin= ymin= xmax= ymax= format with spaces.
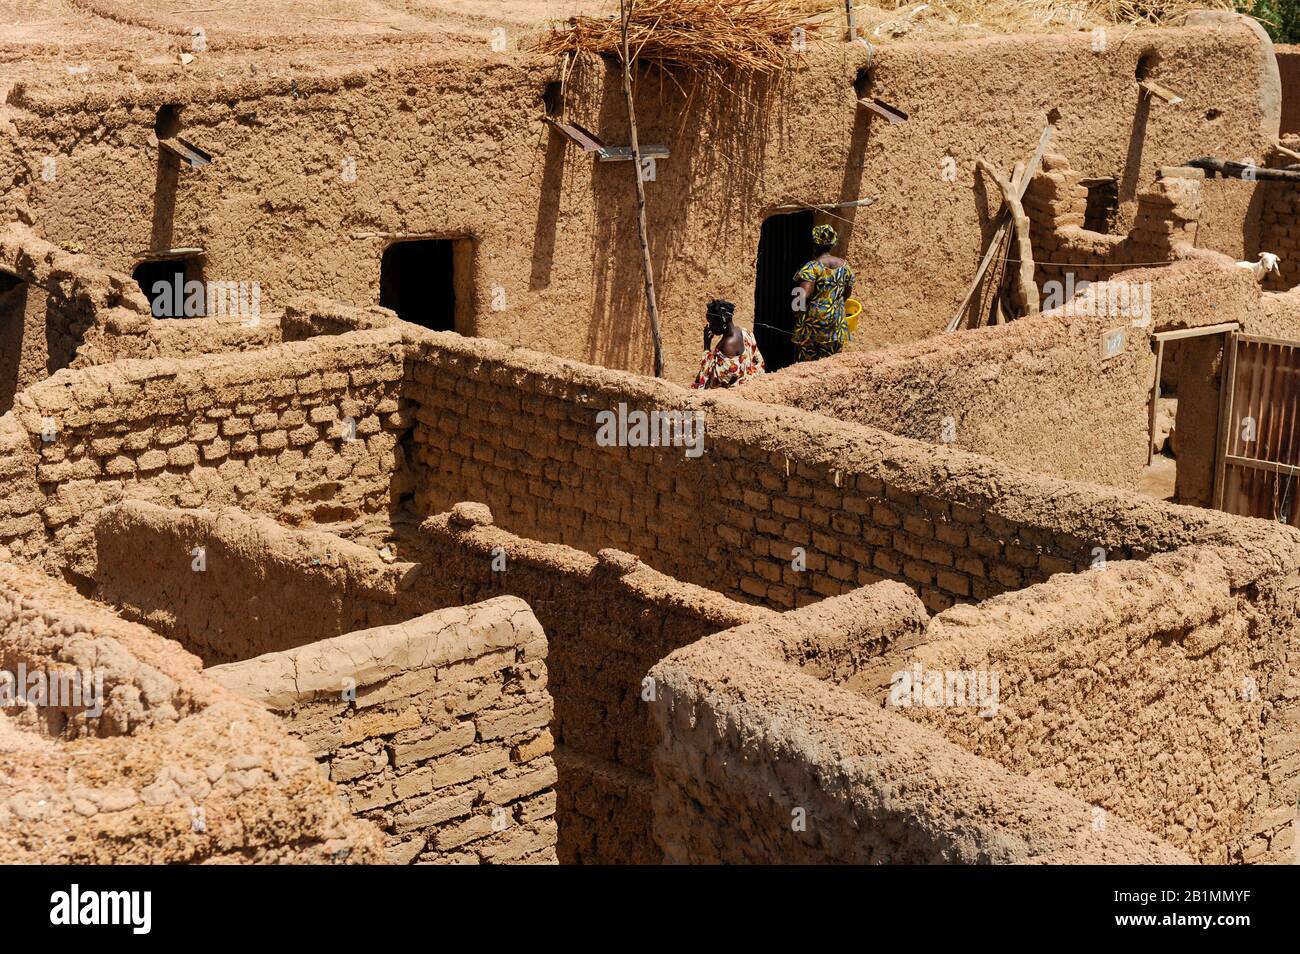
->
xmin=796 ymin=280 xmax=814 ymax=315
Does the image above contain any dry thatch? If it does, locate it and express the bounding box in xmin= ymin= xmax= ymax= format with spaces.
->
xmin=535 ymin=0 xmax=1247 ymax=68
xmin=534 ymin=1 xmax=821 ymax=76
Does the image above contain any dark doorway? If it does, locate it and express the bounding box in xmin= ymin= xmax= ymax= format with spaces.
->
xmin=1082 ymin=176 xmax=1120 ymax=234
xmin=753 ymin=210 xmax=815 ymax=372
xmin=380 ymin=240 xmax=458 ymax=331
xmin=133 ymin=257 xmax=203 ymax=318
xmin=1 ymin=271 xmax=29 ymax=414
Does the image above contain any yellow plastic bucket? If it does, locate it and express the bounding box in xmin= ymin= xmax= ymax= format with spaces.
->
xmin=845 ymin=298 xmax=862 ymax=333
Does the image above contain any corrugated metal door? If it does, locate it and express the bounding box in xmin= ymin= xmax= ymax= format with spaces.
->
xmin=1214 ymin=333 xmax=1300 ymax=524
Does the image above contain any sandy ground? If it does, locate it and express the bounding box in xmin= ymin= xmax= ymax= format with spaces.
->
xmin=0 ymin=0 xmax=612 ymax=96
xmin=0 ymin=0 xmax=614 ymax=91
xmin=0 ymin=0 xmax=611 ymax=48
xmin=0 ymin=0 xmax=1202 ymax=90
xmin=1138 ymin=454 xmax=1177 ymax=501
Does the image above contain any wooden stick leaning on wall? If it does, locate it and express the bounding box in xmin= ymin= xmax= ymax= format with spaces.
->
xmin=976 ymin=157 xmax=1039 ymax=320
xmin=1275 ymin=139 xmax=1300 ymax=163
xmin=986 ymin=161 xmax=1026 ymax=327
xmin=945 ymin=122 xmax=1053 ymax=332
xmin=621 ymin=0 xmax=664 ymax=378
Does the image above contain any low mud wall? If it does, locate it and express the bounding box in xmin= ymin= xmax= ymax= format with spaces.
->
xmin=10 ymin=308 xmax=1299 ymax=621
xmin=406 ymin=503 xmax=774 ymax=864
xmin=873 ymin=546 xmax=1300 ymax=864
xmin=0 ymin=328 xmax=411 ymax=574
xmin=90 ymin=499 xmax=771 ymax=864
xmin=400 ymin=321 xmax=1300 ymax=619
xmin=209 ymin=597 xmax=557 ymax=865
xmin=648 ymin=583 xmax=1194 ymax=864
xmin=0 ymin=224 xmax=132 ymax=415
xmin=0 ymin=559 xmax=382 ymax=863
xmin=741 ymin=261 xmax=1261 ymax=492
xmin=92 ymin=501 xmax=412 ymax=665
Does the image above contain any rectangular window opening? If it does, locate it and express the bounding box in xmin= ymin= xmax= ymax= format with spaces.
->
xmin=1081 ymin=176 xmax=1120 ymax=235
xmin=134 ymin=256 xmax=206 ymax=318
xmin=379 ymin=238 xmax=474 ymax=334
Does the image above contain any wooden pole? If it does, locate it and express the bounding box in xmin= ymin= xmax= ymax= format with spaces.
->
xmin=1187 ymin=155 xmax=1300 ymax=182
xmin=985 ymin=163 xmax=1023 ymax=327
xmin=620 ymin=0 xmax=664 ymax=378
xmin=976 ymin=158 xmax=1039 ymax=320
xmin=1275 ymin=139 xmax=1300 ymax=162
xmin=946 ymin=122 xmax=1054 ymax=332
xmin=845 ymin=1 xmax=856 ymax=40
xmin=1147 ymin=338 xmax=1165 ymax=466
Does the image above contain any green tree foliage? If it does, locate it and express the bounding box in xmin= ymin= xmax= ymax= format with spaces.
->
xmin=1244 ymin=0 xmax=1300 ymax=44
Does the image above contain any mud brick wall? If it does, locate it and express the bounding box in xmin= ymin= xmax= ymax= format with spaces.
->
xmin=130 ymin=315 xmax=284 ymax=360
xmin=89 ymin=497 xmax=770 ymax=863
xmin=0 ymin=275 xmax=83 ymax=416
xmin=1025 ymin=154 xmax=1212 ymax=293
xmin=1024 ymin=151 xmax=1125 ymax=289
xmin=0 ymin=221 xmax=285 ymax=374
xmin=280 ymin=296 xmax=399 ymax=341
xmin=0 ymin=328 xmax=412 ymax=575
xmin=741 ymin=259 xmax=1261 ymax=494
xmin=64 ymin=315 xmax=284 ymax=366
xmin=0 ymin=223 xmax=148 ymax=411
xmin=400 ymin=325 xmax=1300 ymax=617
xmin=1259 ymin=174 xmax=1300 ymax=292
xmin=741 ymin=285 xmax=1160 ymax=493
xmin=406 ymin=504 xmax=775 ymax=864
xmin=649 ymin=583 xmax=1194 ymax=864
xmin=92 ymin=501 xmax=414 ymax=666
xmin=0 ymin=560 xmax=383 ymax=863
xmin=1249 ymin=568 xmax=1300 ymax=864
xmin=209 ymin=597 xmax=558 ymax=865
xmin=871 ymin=547 xmax=1289 ymax=863
xmin=1257 ymin=287 xmax=1300 ymax=339
xmin=0 ymin=269 xmax=98 ymax=416
xmin=6 ymin=19 xmax=1276 ymax=382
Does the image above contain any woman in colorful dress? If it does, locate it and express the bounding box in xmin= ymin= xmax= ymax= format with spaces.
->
xmin=792 ymin=224 xmax=855 ymax=362
xmin=692 ymin=298 xmax=766 ymax=390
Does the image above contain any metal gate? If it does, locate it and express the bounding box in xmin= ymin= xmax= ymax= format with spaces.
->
xmin=1213 ymin=333 xmax=1300 ymax=524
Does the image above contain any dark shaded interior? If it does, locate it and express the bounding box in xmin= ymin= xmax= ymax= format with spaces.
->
xmin=133 ymin=258 xmax=203 ymax=318
xmin=753 ymin=210 xmax=815 ymax=372
xmin=380 ymin=239 xmax=456 ymax=331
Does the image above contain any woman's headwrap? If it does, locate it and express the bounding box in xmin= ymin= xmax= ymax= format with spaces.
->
xmin=812 ymin=224 xmax=838 ymax=248
xmin=707 ymin=299 xmax=735 ymax=323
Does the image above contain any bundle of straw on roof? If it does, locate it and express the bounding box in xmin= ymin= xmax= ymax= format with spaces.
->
xmin=535 ymin=0 xmax=822 ymax=75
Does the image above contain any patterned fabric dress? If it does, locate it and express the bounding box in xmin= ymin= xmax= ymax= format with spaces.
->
xmin=792 ymin=259 xmax=855 ymax=362
xmin=692 ymin=327 xmax=766 ymax=389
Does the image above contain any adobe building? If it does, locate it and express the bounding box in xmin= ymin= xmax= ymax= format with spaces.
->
xmin=2 ymin=1 xmax=1300 ymax=865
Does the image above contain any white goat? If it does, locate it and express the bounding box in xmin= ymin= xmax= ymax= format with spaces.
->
xmin=1236 ymin=251 xmax=1281 ymax=280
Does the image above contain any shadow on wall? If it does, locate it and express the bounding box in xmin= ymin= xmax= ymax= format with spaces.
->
xmin=149 ymin=143 xmax=182 ymax=254
xmin=149 ymin=105 xmax=183 ymax=252
xmin=0 ymin=270 xmax=93 ymax=416
xmin=0 ymin=272 xmax=28 ymax=414
xmin=1120 ymin=50 xmax=1162 ymax=213
xmin=530 ymin=95 xmax=568 ymax=293
xmin=833 ymin=67 xmax=876 ymax=248
xmin=581 ymin=62 xmax=774 ymax=375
